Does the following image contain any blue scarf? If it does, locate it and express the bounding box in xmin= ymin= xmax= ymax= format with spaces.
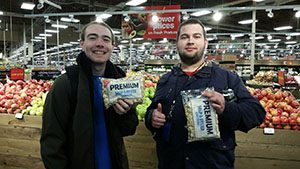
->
xmin=93 ymin=76 xmax=111 ymax=169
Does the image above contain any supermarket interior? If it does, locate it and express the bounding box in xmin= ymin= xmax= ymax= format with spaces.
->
xmin=0 ymin=0 xmax=300 ymax=169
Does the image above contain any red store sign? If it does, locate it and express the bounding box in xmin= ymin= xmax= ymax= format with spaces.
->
xmin=144 ymin=5 xmax=181 ymax=39
xmin=10 ymin=68 xmax=24 ymax=80
xmin=121 ymin=5 xmax=181 ymax=39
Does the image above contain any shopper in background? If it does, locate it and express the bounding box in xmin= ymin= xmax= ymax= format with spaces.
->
xmin=40 ymin=21 xmax=138 ymax=169
xmin=145 ymin=18 xmax=266 ymax=169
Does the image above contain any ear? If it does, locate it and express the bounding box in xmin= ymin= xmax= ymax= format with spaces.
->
xmin=79 ymin=40 xmax=84 ymax=49
xmin=204 ymin=39 xmax=208 ymax=49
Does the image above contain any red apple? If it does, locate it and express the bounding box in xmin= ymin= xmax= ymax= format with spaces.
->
xmin=281 ymin=111 xmax=289 ymax=117
xmin=272 ymin=116 xmax=280 ymax=125
xmin=289 ymin=117 xmax=297 ymax=126
xmin=291 ymin=100 xmax=299 ymax=109
xmin=280 ymin=116 xmax=289 ymax=124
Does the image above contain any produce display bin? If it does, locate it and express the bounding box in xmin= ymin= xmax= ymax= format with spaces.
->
xmin=0 ymin=114 xmax=299 ymax=169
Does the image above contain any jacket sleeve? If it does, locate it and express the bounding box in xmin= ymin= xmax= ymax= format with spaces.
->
xmin=40 ymin=75 xmax=72 ymax=169
xmin=220 ymin=72 xmax=266 ymax=132
xmin=112 ymin=107 xmax=139 ymax=137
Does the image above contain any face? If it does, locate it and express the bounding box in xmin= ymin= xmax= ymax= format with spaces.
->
xmin=80 ymin=24 xmax=114 ymax=64
xmin=176 ymin=24 xmax=208 ymax=65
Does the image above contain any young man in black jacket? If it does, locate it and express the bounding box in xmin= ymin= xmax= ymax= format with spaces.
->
xmin=40 ymin=21 xmax=138 ymax=169
xmin=145 ymin=18 xmax=266 ymax=169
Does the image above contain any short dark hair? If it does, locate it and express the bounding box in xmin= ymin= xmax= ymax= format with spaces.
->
xmin=176 ymin=18 xmax=207 ymax=40
xmin=80 ymin=21 xmax=115 ymax=45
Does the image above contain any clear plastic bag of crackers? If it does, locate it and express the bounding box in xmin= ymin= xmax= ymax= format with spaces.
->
xmin=181 ymin=87 xmax=220 ymax=142
xmin=101 ymin=71 xmax=145 ymax=109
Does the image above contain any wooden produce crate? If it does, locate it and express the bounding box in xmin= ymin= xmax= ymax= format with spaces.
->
xmin=0 ymin=114 xmax=44 ymax=169
xmin=0 ymin=114 xmax=299 ymax=169
xmin=235 ymin=129 xmax=300 ymax=169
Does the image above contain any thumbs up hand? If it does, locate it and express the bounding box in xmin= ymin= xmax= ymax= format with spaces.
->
xmin=151 ymin=103 xmax=166 ymax=128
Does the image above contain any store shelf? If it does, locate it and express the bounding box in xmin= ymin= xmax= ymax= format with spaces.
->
xmin=235 ymin=60 xmax=300 ymax=66
xmin=144 ymin=59 xmax=180 ymax=65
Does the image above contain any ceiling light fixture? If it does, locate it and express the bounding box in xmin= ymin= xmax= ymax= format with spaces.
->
xmin=0 ymin=11 xmax=4 ymax=15
xmin=61 ymin=15 xmax=80 ymax=23
xmin=191 ymin=10 xmax=211 ymax=17
xmin=39 ymin=33 xmax=52 ymax=37
xmin=37 ymin=0 xmax=62 ymax=10
xmin=274 ymin=26 xmax=293 ymax=31
xmin=238 ymin=19 xmax=258 ymax=24
xmin=212 ymin=12 xmax=222 ymax=21
xmin=295 ymin=10 xmax=300 ymax=18
xmin=51 ymin=24 xmax=68 ymax=29
xmin=45 ymin=29 xmax=59 ymax=33
xmin=253 ymin=0 xmax=265 ymax=2
xmin=204 ymin=27 xmax=212 ymax=31
xmin=266 ymin=9 xmax=273 ymax=18
xmin=285 ymin=41 xmax=297 ymax=44
xmin=126 ymin=0 xmax=147 ymax=6
xmin=286 ymin=35 xmax=291 ymax=40
xmin=21 ymin=2 xmax=35 ymax=10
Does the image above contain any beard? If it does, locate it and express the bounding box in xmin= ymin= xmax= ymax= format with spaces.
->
xmin=178 ymin=48 xmax=205 ymax=65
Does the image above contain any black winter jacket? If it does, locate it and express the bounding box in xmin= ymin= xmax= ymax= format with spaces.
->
xmin=145 ymin=62 xmax=265 ymax=169
xmin=40 ymin=52 xmax=138 ymax=169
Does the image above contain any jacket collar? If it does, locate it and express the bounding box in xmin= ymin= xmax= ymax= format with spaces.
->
xmin=172 ymin=60 xmax=214 ymax=78
xmin=76 ymin=51 xmax=124 ymax=78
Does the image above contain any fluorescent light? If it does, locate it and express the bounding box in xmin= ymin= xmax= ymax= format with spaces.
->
xmin=35 ymin=36 xmax=45 ymax=39
xmin=45 ymin=29 xmax=59 ymax=33
xmin=231 ymin=34 xmax=244 ymax=38
xmin=21 ymin=2 xmax=35 ymax=10
xmin=39 ymin=33 xmax=52 ymax=37
xmin=253 ymin=0 xmax=265 ymax=2
xmin=51 ymin=24 xmax=68 ymax=29
xmin=60 ymin=17 xmax=80 ymax=23
xmin=238 ymin=19 xmax=258 ymax=24
xmin=97 ymin=14 xmax=112 ymax=19
xmin=0 ymin=11 xmax=3 ymax=15
xmin=191 ymin=10 xmax=211 ymax=17
xmin=269 ymin=39 xmax=281 ymax=42
xmin=250 ymin=36 xmax=264 ymax=40
xmin=204 ymin=27 xmax=212 ymax=31
xmin=274 ymin=26 xmax=293 ymax=31
xmin=285 ymin=41 xmax=297 ymax=44
xmin=60 ymin=17 xmax=72 ymax=22
xmin=112 ymin=30 xmax=121 ymax=34
xmin=31 ymin=39 xmax=42 ymax=42
xmin=296 ymin=11 xmax=300 ymax=18
xmin=126 ymin=0 xmax=147 ymax=6
xmin=290 ymin=32 xmax=300 ymax=36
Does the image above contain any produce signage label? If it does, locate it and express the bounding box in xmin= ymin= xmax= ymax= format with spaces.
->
xmin=277 ymin=71 xmax=285 ymax=86
xmin=10 ymin=68 xmax=24 ymax=80
xmin=121 ymin=5 xmax=180 ymax=39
